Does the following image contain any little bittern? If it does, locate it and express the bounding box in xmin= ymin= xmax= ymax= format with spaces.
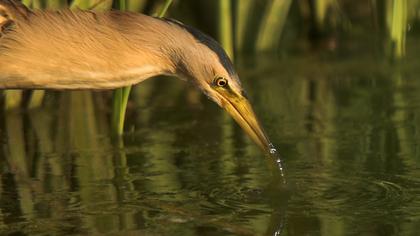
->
xmin=0 ymin=0 xmax=276 ymax=153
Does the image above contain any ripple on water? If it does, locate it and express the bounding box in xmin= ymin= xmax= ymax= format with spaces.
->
xmin=205 ymin=186 xmax=269 ymax=212
xmin=323 ymin=179 xmax=409 ymax=209
xmin=289 ymin=171 xmax=418 ymax=218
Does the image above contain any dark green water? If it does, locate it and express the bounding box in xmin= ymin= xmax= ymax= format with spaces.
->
xmin=1 ymin=49 xmax=420 ymax=235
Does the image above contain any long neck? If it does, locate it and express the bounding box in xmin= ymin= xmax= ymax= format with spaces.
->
xmin=0 ymin=10 xmax=193 ymax=89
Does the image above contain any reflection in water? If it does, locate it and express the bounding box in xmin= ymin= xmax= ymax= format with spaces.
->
xmin=1 ymin=52 xmax=420 ymax=235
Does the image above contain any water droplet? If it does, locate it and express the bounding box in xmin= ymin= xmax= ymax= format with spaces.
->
xmin=268 ymin=143 xmax=286 ymax=184
xmin=269 ymin=143 xmax=277 ymax=154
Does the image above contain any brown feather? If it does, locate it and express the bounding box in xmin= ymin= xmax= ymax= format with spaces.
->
xmin=0 ymin=7 xmax=208 ymax=89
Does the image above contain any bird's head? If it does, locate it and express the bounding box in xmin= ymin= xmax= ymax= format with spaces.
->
xmin=196 ymin=67 xmax=272 ymax=153
xmin=161 ymin=19 xmax=273 ymax=153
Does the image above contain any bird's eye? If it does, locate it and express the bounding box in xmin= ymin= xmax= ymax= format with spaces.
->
xmin=214 ymin=77 xmax=228 ymax=87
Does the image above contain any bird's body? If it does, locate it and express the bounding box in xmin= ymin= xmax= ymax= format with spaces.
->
xmin=0 ymin=0 xmax=275 ymax=154
xmin=0 ymin=8 xmax=207 ymax=89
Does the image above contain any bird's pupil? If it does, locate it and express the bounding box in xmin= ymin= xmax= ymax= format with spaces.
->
xmin=217 ymin=78 xmax=227 ymax=87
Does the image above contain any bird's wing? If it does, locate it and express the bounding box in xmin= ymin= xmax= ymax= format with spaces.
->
xmin=0 ymin=0 xmax=31 ymax=35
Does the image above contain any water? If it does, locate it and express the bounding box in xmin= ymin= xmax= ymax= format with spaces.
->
xmin=1 ymin=48 xmax=420 ymax=235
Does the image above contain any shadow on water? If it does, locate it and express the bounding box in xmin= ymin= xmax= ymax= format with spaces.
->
xmin=2 ymin=40 xmax=420 ymax=234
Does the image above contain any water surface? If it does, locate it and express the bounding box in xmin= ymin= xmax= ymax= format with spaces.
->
xmin=1 ymin=48 xmax=420 ymax=235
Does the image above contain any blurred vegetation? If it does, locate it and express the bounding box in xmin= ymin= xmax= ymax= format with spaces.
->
xmin=386 ymin=0 xmax=408 ymax=59
xmin=112 ymin=0 xmax=173 ymax=136
xmin=1 ymin=1 xmax=420 ymax=235
xmin=2 ymin=0 xmax=420 ymax=119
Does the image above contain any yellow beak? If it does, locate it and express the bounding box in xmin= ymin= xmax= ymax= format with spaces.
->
xmin=221 ymin=96 xmax=272 ymax=153
xmin=218 ymin=92 xmax=285 ymax=179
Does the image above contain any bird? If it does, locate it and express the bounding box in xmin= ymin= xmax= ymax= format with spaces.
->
xmin=0 ymin=0 xmax=276 ymax=154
